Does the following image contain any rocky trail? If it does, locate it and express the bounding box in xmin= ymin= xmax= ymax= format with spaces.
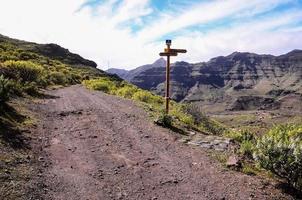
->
xmin=27 ymin=85 xmax=292 ymax=200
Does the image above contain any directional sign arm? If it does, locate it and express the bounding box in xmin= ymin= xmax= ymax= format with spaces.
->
xmin=159 ymin=52 xmax=178 ymax=56
xmin=165 ymin=48 xmax=187 ymax=53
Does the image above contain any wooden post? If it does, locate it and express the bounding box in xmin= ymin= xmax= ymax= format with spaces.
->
xmin=159 ymin=40 xmax=186 ymax=114
xmin=165 ymin=53 xmax=170 ymax=114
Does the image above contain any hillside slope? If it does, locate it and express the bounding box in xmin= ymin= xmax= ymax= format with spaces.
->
xmin=0 ymin=34 xmax=97 ymax=68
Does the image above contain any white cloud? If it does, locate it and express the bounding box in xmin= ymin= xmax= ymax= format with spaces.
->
xmin=0 ymin=0 xmax=301 ymax=70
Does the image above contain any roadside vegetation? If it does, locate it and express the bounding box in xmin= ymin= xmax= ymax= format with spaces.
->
xmin=0 ymin=42 xmax=105 ymax=103
xmin=225 ymin=124 xmax=302 ymax=192
xmin=83 ymin=77 xmax=226 ymax=135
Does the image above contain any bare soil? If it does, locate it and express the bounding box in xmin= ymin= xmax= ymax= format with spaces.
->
xmin=27 ymin=85 xmax=294 ymax=200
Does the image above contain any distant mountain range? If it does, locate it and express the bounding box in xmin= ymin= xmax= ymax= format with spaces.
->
xmin=106 ymin=58 xmax=166 ymax=81
xmin=107 ymin=50 xmax=302 ymax=112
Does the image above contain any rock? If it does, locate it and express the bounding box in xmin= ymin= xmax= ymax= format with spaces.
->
xmin=189 ymin=131 xmax=196 ymax=136
xmin=226 ymin=155 xmax=241 ymax=168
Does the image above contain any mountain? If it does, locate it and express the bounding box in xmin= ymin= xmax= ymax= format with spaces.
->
xmin=108 ymin=51 xmax=302 ymax=112
xmin=0 ymin=34 xmax=97 ymax=68
xmin=106 ymin=68 xmax=129 ymax=78
xmin=106 ymin=58 xmax=166 ymax=81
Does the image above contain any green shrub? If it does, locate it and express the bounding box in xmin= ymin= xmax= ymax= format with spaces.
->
xmin=132 ymin=90 xmax=163 ymax=104
xmin=155 ymin=113 xmax=173 ymax=127
xmin=6 ymin=80 xmax=23 ymax=96
xmin=226 ymin=130 xmax=255 ymax=143
xmin=181 ymin=103 xmax=204 ymax=124
xmin=83 ymin=79 xmax=109 ymax=93
xmin=3 ymin=60 xmax=43 ymax=82
xmin=253 ymin=124 xmax=302 ymax=190
xmin=49 ymin=71 xmax=67 ymax=85
xmin=23 ymin=82 xmax=38 ymax=95
xmin=0 ymin=75 xmax=10 ymax=103
xmin=239 ymin=140 xmax=254 ymax=157
xmin=115 ymin=85 xmax=138 ymax=98
xmin=83 ymin=78 xmax=117 ymax=94
xmin=170 ymin=105 xmax=195 ymax=127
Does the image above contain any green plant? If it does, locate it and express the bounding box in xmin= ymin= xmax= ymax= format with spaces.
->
xmin=170 ymin=105 xmax=195 ymax=127
xmin=83 ymin=78 xmax=117 ymax=94
xmin=116 ymin=85 xmax=138 ymax=98
xmin=155 ymin=113 xmax=173 ymax=127
xmin=23 ymin=82 xmax=38 ymax=95
xmin=0 ymin=75 xmax=10 ymax=103
xmin=49 ymin=71 xmax=67 ymax=85
xmin=253 ymin=124 xmax=302 ymax=190
xmin=3 ymin=60 xmax=43 ymax=82
xmin=132 ymin=90 xmax=163 ymax=105
xmin=239 ymin=140 xmax=254 ymax=157
xmin=226 ymin=130 xmax=255 ymax=143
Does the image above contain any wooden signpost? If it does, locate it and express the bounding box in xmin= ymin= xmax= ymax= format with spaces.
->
xmin=159 ymin=40 xmax=187 ymax=114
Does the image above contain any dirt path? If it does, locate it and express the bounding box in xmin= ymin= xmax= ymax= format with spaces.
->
xmin=28 ymin=85 xmax=291 ymax=200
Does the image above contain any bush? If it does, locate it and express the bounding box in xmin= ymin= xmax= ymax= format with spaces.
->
xmin=49 ymin=71 xmax=67 ymax=85
xmin=3 ymin=60 xmax=43 ymax=82
xmin=226 ymin=130 xmax=255 ymax=143
xmin=170 ymin=105 xmax=195 ymax=127
xmin=239 ymin=140 xmax=254 ymax=157
xmin=23 ymin=82 xmax=38 ymax=95
xmin=83 ymin=78 xmax=117 ymax=94
xmin=155 ymin=113 xmax=173 ymax=127
xmin=0 ymin=75 xmax=10 ymax=103
xmin=253 ymin=124 xmax=302 ymax=190
xmin=132 ymin=90 xmax=163 ymax=104
xmin=179 ymin=103 xmax=226 ymax=134
xmin=181 ymin=103 xmax=204 ymax=124
xmin=116 ymin=85 xmax=138 ymax=98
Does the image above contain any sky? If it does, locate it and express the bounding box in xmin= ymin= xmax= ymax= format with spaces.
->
xmin=0 ymin=0 xmax=302 ymax=70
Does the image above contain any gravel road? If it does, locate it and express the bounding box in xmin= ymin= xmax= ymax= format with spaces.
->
xmin=28 ymin=85 xmax=292 ymax=200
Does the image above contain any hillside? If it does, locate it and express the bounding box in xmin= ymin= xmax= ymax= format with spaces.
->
xmin=108 ymin=51 xmax=302 ymax=112
xmin=0 ymin=34 xmax=97 ymax=68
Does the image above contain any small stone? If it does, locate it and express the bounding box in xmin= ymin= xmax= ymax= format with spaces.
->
xmin=226 ymin=155 xmax=241 ymax=168
xmin=189 ymin=131 xmax=196 ymax=136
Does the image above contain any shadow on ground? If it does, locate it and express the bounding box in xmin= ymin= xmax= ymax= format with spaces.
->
xmin=276 ymin=182 xmax=302 ymax=199
xmin=31 ymin=91 xmax=60 ymax=99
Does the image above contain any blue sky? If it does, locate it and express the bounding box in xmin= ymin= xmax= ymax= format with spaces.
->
xmin=0 ymin=0 xmax=302 ymax=69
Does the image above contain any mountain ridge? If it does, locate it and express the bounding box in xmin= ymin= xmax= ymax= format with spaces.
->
xmin=107 ymin=50 xmax=302 ymax=111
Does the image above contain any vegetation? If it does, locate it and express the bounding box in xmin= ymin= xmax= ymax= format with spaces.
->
xmin=0 ymin=40 xmax=105 ymax=101
xmin=0 ymin=75 xmax=11 ymax=103
xmin=253 ymin=124 xmax=302 ymax=190
xmin=83 ymin=77 xmax=227 ymax=134
xmin=225 ymin=129 xmax=256 ymax=158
